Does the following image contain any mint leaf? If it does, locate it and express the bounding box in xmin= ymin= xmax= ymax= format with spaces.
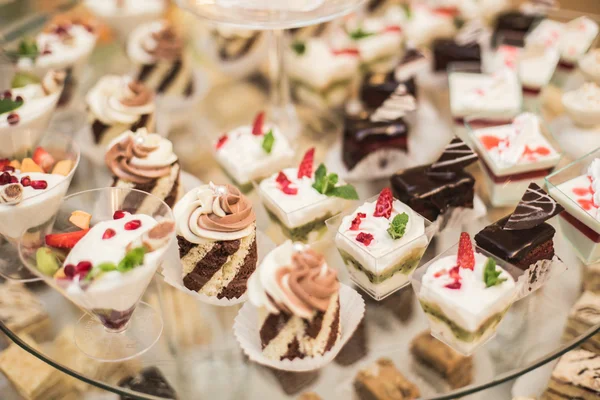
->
xmin=291 ymin=41 xmax=306 ymax=55
xmin=0 ymin=97 xmax=24 ymax=115
xmin=312 ymin=163 xmax=327 ymax=193
xmin=18 ymin=38 xmax=39 ymax=58
xmin=402 ymin=4 xmax=412 ymax=19
xmin=387 ymin=212 xmax=409 ymax=240
xmin=262 ymin=129 xmax=275 ymax=154
xmin=349 ymin=28 xmax=374 ymax=40
xmin=483 ymin=258 xmax=507 ymax=288
xmin=85 ymin=262 xmax=117 ymax=282
xmin=11 ymin=72 xmax=40 ymax=89
xmin=117 ymin=247 xmax=147 ymax=273
xmin=329 ymin=184 xmax=359 ymax=200
xmin=312 ymin=163 xmax=359 ymax=199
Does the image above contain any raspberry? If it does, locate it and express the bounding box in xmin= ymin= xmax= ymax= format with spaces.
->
xmin=252 ymin=111 xmax=265 ymax=136
xmin=350 ymin=213 xmax=367 ymax=231
xmin=297 ymin=148 xmax=315 ymax=179
xmin=275 ymin=171 xmax=297 ymax=195
xmin=373 ymin=187 xmax=393 ymax=219
xmin=457 ymin=232 xmax=475 ymax=270
xmin=215 ymin=134 xmax=228 ymax=150
xmin=356 ymin=232 xmax=374 ymax=246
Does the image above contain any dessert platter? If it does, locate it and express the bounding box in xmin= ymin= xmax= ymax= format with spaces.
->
xmin=0 ymin=1 xmax=599 ymax=400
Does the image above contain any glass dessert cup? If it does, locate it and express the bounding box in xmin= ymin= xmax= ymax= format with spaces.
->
xmin=411 ymin=242 xmax=522 ymax=356
xmin=17 ymin=187 xmax=175 ymax=362
xmin=0 ymin=131 xmax=80 ymax=282
xmin=546 ymin=148 xmax=600 ymax=265
xmin=326 ymin=198 xmax=437 ymax=301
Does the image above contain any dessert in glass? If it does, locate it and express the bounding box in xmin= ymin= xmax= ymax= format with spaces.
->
xmin=562 ymin=83 xmax=600 ymax=128
xmin=213 ymin=112 xmax=295 ymax=192
xmin=328 ymin=187 xmax=434 ymax=300
xmin=466 ymin=112 xmax=561 ymax=207
xmin=579 ymin=49 xmax=600 ymax=84
xmin=257 ymin=148 xmax=359 ymax=243
xmin=18 ymin=187 xmax=175 ymax=361
xmin=412 ymin=232 xmax=519 ymax=355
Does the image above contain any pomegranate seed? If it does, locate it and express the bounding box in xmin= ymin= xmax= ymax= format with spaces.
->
xmin=445 ymin=281 xmax=462 ymax=290
xmin=113 ymin=210 xmax=126 ymax=220
xmin=64 ymin=264 xmax=75 ymax=278
xmin=15 ymin=95 xmax=23 ymax=103
xmin=0 ymin=172 xmax=10 ymax=185
xmin=2 ymin=165 xmax=14 ymax=172
xmin=102 ymin=228 xmax=116 ymax=240
xmin=20 ymin=176 xmax=30 ymax=186
xmin=9 ymin=176 xmax=17 ymax=184
xmin=30 ymin=180 xmax=48 ymax=190
xmin=75 ymin=261 xmax=92 ymax=274
xmin=7 ymin=113 xmax=19 ymax=125
xmin=124 ymin=219 xmax=142 ymax=230
xmin=2 ymin=90 xmax=11 ymax=99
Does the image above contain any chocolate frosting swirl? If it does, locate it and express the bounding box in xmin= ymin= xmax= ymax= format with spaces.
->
xmin=197 ymin=184 xmax=256 ymax=233
xmin=120 ymin=81 xmax=153 ymax=107
xmin=105 ymin=136 xmax=171 ymax=184
xmin=288 ymin=249 xmax=339 ymax=312
xmin=143 ymin=24 xmax=184 ymax=61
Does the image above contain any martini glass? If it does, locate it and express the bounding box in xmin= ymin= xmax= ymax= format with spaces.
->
xmin=18 ymin=187 xmax=175 ymax=362
xmin=176 ymin=0 xmax=366 ymax=138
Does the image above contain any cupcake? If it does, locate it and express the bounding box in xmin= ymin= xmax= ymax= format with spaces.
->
xmin=247 ymin=241 xmax=341 ymax=361
xmin=173 ymin=183 xmax=258 ymax=300
xmin=84 ymin=0 xmax=167 ymax=39
xmin=127 ymin=21 xmax=195 ymax=99
xmin=105 ymin=128 xmax=182 ymax=209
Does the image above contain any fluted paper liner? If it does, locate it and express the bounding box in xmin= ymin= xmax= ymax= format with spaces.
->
xmin=233 ymin=283 xmax=365 ymax=371
xmin=161 ymin=230 xmax=276 ymax=307
xmin=515 ymin=256 xmax=568 ymax=300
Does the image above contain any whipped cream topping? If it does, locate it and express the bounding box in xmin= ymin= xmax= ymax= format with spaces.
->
xmin=248 ymin=241 xmax=339 ymax=319
xmin=127 ymin=20 xmax=184 ymax=65
xmin=173 ymin=183 xmax=256 ymax=243
xmin=345 ymin=15 xmax=403 ymax=65
xmin=86 ymin=75 xmax=155 ymax=125
xmin=0 ymin=77 xmax=63 ymax=127
xmin=563 ymin=83 xmax=600 ymax=113
xmin=105 ymin=128 xmax=177 ymax=184
xmin=85 ymin=0 xmax=166 ymax=17
xmin=579 ymin=49 xmax=600 ymax=81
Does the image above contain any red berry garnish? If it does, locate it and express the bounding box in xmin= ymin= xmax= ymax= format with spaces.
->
xmin=281 ymin=185 xmax=298 ymax=195
xmin=102 ymin=228 xmax=116 ymax=240
xmin=0 ymin=159 xmax=9 ymax=168
xmin=331 ymin=48 xmax=360 ymax=56
xmin=445 ymin=281 xmax=462 ymax=290
xmin=356 ymin=232 xmax=374 ymax=246
xmin=64 ymin=264 xmax=75 ymax=278
xmin=449 ymin=265 xmax=461 ymax=280
xmin=350 ymin=212 xmax=367 ymax=231
xmin=30 ymin=180 xmax=48 ymax=190
xmin=0 ymin=172 xmax=11 ymax=185
xmin=373 ymin=187 xmax=394 ymax=219
xmin=2 ymin=90 xmax=11 ymax=99
xmin=20 ymin=176 xmax=30 ymax=187
xmin=7 ymin=113 xmax=19 ymax=125
xmin=113 ymin=210 xmax=126 ymax=219
xmin=216 ymin=134 xmax=228 ymax=150
xmin=2 ymin=165 xmax=14 ymax=172
xmin=252 ymin=111 xmax=265 ymax=136
xmin=434 ymin=270 xmax=447 ymax=278
xmin=9 ymin=176 xmax=18 ymax=184
xmin=75 ymin=261 xmax=92 ymax=275
xmin=124 ymin=219 xmax=142 ymax=230
xmin=457 ymin=232 xmax=475 ymax=270
xmin=275 ymin=171 xmax=298 ymax=195
xmin=15 ymin=95 xmax=23 ymax=103
xmin=297 ymin=148 xmax=315 ymax=179
xmin=383 ymin=25 xmax=402 ymax=33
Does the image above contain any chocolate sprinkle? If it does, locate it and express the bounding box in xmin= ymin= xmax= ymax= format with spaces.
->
xmin=429 ymin=137 xmax=478 ymax=173
xmin=504 ymin=183 xmax=564 ymax=231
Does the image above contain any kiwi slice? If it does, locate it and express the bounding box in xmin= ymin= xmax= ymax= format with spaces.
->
xmin=36 ymin=247 xmax=60 ymax=276
xmin=11 ymin=72 xmax=41 ymax=89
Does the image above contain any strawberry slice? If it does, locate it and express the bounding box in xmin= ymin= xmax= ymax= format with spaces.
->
xmin=373 ymin=187 xmax=393 ymax=219
xmin=32 ymin=147 xmax=55 ymax=172
xmin=350 ymin=212 xmax=367 ymax=231
xmin=45 ymin=229 xmax=90 ymax=249
xmin=383 ymin=25 xmax=402 ymax=33
xmin=356 ymin=232 xmax=374 ymax=246
xmin=215 ymin=134 xmax=228 ymax=150
xmin=445 ymin=281 xmax=462 ymax=290
xmin=297 ymin=148 xmax=315 ymax=179
xmin=252 ymin=111 xmax=265 ymax=136
xmin=276 ymin=171 xmax=297 ymax=195
xmin=281 ymin=185 xmax=298 ymax=195
xmin=457 ymin=232 xmax=475 ymax=270
xmin=331 ymin=48 xmax=360 ymax=57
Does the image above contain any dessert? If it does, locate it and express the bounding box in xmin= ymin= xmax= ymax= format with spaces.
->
xmin=258 ymin=148 xmax=358 ymax=242
xmin=563 ymin=291 xmax=600 ymax=354
xmin=84 ymin=0 xmax=167 ymax=39
xmin=541 ymin=349 xmax=600 ymax=400
xmin=127 ymin=21 xmax=195 ymax=99
xmin=583 ymin=264 xmax=600 ymax=294
xmin=492 ymin=11 xmax=544 ymax=48
xmin=214 ymin=112 xmax=295 ymax=191
xmin=432 ymin=20 xmax=486 ymax=72
xmin=0 ymin=71 xmax=64 ymax=158
xmin=449 ymin=68 xmax=522 ymax=124
xmin=173 ymin=183 xmax=258 ymax=299
xmin=208 ymin=26 xmax=267 ymax=78
xmin=118 ymin=367 xmax=178 ymax=399
xmin=85 ymin=75 xmax=156 ymax=146
xmin=402 ymin=4 xmax=457 ymax=48
xmin=415 ymin=232 xmax=517 ymax=354
xmin=469 ymin=112 xmax=561 ymax=206
xmin=106 ymin=128 xmax=183 ymax=209
xmin=390 ymin=137 xmax=478 ymax=223
xmin=410 ymin=330 xmax=473 ymax=389
xmin=579 ymin=49 xmax=600 ymax=84
xmin=334 ymin=187 xmax=430 ymax=299
xmin=562 ymin=83 xmax=600 ymax=128
xmin=354 ymin=358 xmax=420 ymax=400
xmin=247 ymin=241 xmax=341 ymax=361
xmin=289 ymin=22 xmax=331 ymax=40
xmin=474 ymin=183 xmax=563 ymax=295
xmin=0 ymin=283 xmax=50 ymax=342
xmin=287 ymin=38 xmax=359 ymax=108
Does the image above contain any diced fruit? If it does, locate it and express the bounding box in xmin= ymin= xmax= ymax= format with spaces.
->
xmin=350 ymin=212 xmax=367 ymax=231
xmin=297 ymin=148 xmax=315 ymax=179
xmin=0 ymin=172 xmax=10 ymax=185
xmin=356 ymin=232 xmax=374 ymax=246
xmin=69 ymin=210 xmax=91 ymax=230
xmin=30 ymin=180 xmax=47 ymax=190
xmin=113 ymin=210 xmax=126 ymax=219
xmin=36 ymin=247 xmax=60 ymax=276
xmin=374 ymin=187 xmax=393 ymax=219
xmin=0 ymin=159 xmax=9 ymax=168
xmin=445 ymin=281 xmax=462 ymax=289
xmin=20 ymin=158 xmax=44 ymax=173
xmin=457 ymin=232 xmax=475 ymax=270
xmin=9 ymin=176 xmax=17 ymax=184
xmin=8 ymin=160 xmax=20 ymax=170
xmin=20 ymin=176 xmax=30 ymax=187
xmin=102 ymin=228 xmax=116 ymax=240
xmin=252 ymin=111 xmax=265 ymax=136
xmin=275 ymin=171 xmax=298 ymax=195
xmin=51 ymin=159 xmax=73 ymax=176
xmin=64 ymin=264 xmax=75 ymax=278
xmin=124 ymin=219 xmax=142 ymax=230
xmin=32 ymin=147 xmax=55 ymax=172
xmin=2 ymin=165 xmax=14 ymax=172
xmin=53 ymin=268 xmax=67 ymax=280
xmin=332 ymin=48 xmax=360 ymax=56
xmin=281 ymin=185 xmax=298 ymax=195
xmin=75 ymin=261 xmax=92 ymax=276
xmin=45 ymin=229 xmax=90 ymax=249
xmin=215 ymin=134 xmax=228 ymax=150
xmin=7 ymin=113 xmax=19 ymax=125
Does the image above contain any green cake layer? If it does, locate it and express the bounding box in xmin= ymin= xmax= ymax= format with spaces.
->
xmin=266 ymin=209 xmax=332 ymax=242
xmin=338 ymin=247 xmax=425 ymax=284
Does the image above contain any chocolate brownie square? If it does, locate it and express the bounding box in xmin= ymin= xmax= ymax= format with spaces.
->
xmin=492 ymin=11 xmax=544 ymax=48
xmin=432 ymin=39 xmax=481 ymax=72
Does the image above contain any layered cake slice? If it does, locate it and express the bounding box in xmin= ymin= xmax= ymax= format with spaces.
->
xmin=106 ymin=128 xmax=183 ymax=209
xmin=492 ymin=11 xmax=545 ymax=48
xmin=214 ymin=111 xmax=295 ymax=191
xmin=248 ymin=241 xmax=341 ymax=360
xmin=417 ymin=232 xmax=517 ymax=355
xmin=469 ymin=112 xmax=561 ymax=206
xmin=173 ymin=183 xmax=258 ymax=299
xmin=334 ymin=187 xmax=430 ymax=299
xmin=541 ymin=349 xmax=600 ymax=400
xmin=118 ymin=367 xmax=178 ymax=399
xmin=258 ymin=148 xmax=358 ymax=242
xmin=0 ymin=283 xmax=51 ymax=342
xmin=127 ymin=20 xmax=195 ymax=98
xmin=354 ymin=358 xmax=420 ymax=400
xmin=562 ymin=291 xmax=600 ymax=354
xmin=86 ymin=75 xmax=155 ymax=145
xmin=432 ymin=20 xmax=485 ymax=72
xmin=391 ymin=137 xmax=477 ymax=223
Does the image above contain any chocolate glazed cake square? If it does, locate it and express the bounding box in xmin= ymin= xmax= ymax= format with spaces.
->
xmin=432 ymin=39 xmax=481 ymax=72
xmin=492 ymin=11 xmax=544 ymax=48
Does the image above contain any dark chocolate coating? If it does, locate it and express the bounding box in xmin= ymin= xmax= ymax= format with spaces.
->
xmin=492 ymin=11 xmax=544 ymax=47
xmin=360 ymin=72 xmax=417 ymax=111
xmin=119 ymin=367 xmax=178 ymax=399
xmin=432 ymin=39 xmax=481 ymax=72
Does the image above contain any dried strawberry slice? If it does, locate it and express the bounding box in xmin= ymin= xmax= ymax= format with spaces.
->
xmin=252 ymin=111 xmax=265 ymax=136
xmin=215 ymin=134 xmax=228 ymax=149
xmin=373 ymin=187 xmax=393 ymax=219
xmin=356 ymin=232 xmax=374 ymax=246
xmin=276 ymin=171 xmax=297 ymax=195
xmin=331 ymin=48 xmax=360 ymax=56
xmin=297 ymin=148 xmax=315 ymax=179
xmin=350 ymin=212 xmax=367 ymax=231
xmin=457 ymin=232 xmax=475 ymax=270
xmin=449 ymin=265 xmax=461 ymax=280
xmin=281 ymin=185 xmax=298 ymax=195
xmin=445 ymin=281 xmax=462 ymax=290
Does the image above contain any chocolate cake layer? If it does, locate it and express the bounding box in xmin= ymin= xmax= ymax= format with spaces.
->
xmin=261 ymin=312 xmax=292 ymax=348
xmin=218 ymin=236 xmax=258 ymax=299
xmin=492 ymin=11 xmax=544 ymax=48
xmin=390 ymin=165 xmax=475 ymax=222
xmin=163 ymin=173 xmax=181 ymax=209
xmin=360 ymin=71 xmax=417 ymax=111
xmin=181 ymin=238 xmax=241 ymax=292
xmin=92 ymin=113 xmax=152 ymax=144
xmin=324 ymin=297 xmax=340 ymax=352
xmin=432 ymin=39 xmax=481 ymax=72
xmin=118 ymin=367 xmax=178 ymax=400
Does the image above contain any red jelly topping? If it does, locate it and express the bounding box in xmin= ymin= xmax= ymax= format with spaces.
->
xmin=573 ymin=187 xmax=592 ymax=196
xmin=331 ymin=48 xmax=360 ymax=56
xmin=356 ymin=232 xmax=374 ymax=246
xmin=479 ymin=135 xmax=502 ymax=150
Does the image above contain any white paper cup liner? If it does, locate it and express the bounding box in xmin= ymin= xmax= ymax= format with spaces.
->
xmin=233 ymin=283 xmax=365 ymax=371
xmin=515 ymin=256 xmax=568 ymax=300
xmin=161 ymin=230 xmax=276 ymax=307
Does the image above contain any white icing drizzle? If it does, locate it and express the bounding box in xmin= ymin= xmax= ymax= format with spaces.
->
xmin=370 ymin=84 xmax=416 ymax=123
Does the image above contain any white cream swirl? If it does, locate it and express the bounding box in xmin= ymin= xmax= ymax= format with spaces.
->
xmin=107 ymin=128 xmax=177 ymax=168
xmin=27 ymin=24 xmax=97 ymax=70
xmin=86 ymin=75 xmax=155 ymax=125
